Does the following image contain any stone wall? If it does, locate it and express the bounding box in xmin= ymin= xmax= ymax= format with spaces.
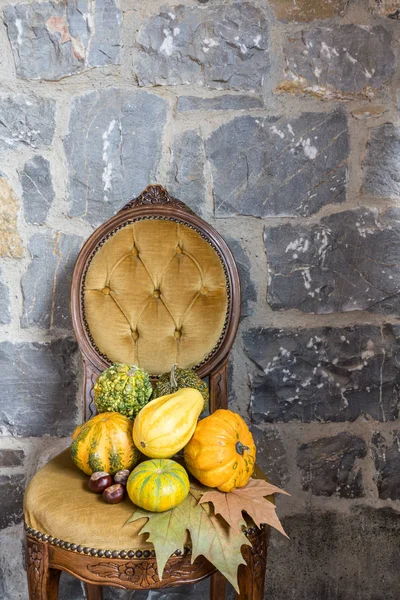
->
xmin=0 ymin=0 xmax=399 ymax=598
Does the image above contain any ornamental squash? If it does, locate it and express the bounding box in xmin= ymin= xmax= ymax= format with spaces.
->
xmin=132 ymin=388 xmax=204 ymax=458
xmin=94 ymin=363 xmax=153 ymax=419
xmin=127 ymin=458 xmax=189 ymax=512
xmin=152 ymin=364 xmax=209 ymax=412
xmin=71 ymin=412 xmax=140 ymax=476
xmin=184 ymin=409 xmax=256 ymax=492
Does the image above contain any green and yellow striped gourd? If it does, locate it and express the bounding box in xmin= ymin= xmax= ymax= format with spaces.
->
xmin=71 ymin=412 xmax=140 ymax=476
xmin=126 ymin=458 xmax=189 ymax=512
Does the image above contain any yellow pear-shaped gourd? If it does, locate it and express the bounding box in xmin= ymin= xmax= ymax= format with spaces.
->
xmin=132 ymin=388 xmax=204 ymax=458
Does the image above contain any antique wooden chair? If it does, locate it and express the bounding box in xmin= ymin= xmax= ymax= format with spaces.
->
xmin=23 ymin=184 xmax=270 ymax=599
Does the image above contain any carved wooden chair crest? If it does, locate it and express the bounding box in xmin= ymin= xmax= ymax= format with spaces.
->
xmin=23 ymin=185 xmax=269 ymax=599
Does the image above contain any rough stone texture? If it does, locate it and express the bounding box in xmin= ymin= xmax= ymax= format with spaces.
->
xmin=363 ymin=123 xmax=400 ymax=198
xmin=0 ymin=176 xmax=23 ymax=258
xmin=0 ymin=449 xmax=24 ymax=467
xmin=265 ymin=207 xmax=400 ymax=315
xmin=297 ymin=432 xmax=366 ymax=498
xmin=270 ymin=0 xmax=349 ymax=21
xmin=103 ymin=580 xmax=211 ymax=599
xmin=0 ymin=527 xmax=27 ymax=599
xmin=0 ymin=269 xmax=11 ymax=325
xmin=0 ymin=474 xmax=25 ymax=529
xmin=371 ymin=0 xmax=400 ymax=17
xmin=372 ymin=431 xmax=400 ymax=500
xmin=21 ymin=232 xmax=83 ymax=330
xmin=279 ymin=25 xmax=395 ymax=99
xmin=251 ymin=426 xmax=289 ymax=487
xmin=351 ymin=105 xmax=385 ymax=120
xmin=226 ymin=238 xmax=256 ymax=318
xmin=0 ymin=95 xmax=56 ymax=151
xmin=167 ymin=130 xmax=206 ymax=214
xmin=134 ymin=3 xmax=269 ymax=91
xmin=267 ymin=507 xmax=400 ymax=600
xmin=20 ymin=155 xmax=55 ymax=225
xmin=4 ymin=0 xmax=121 ymax=80
xmin=177 ymin=95 xmax=263 ymax=112
xmin=65 ymin=88 xmax=167 ymax=225
xmin=0 ymin=339 xmax=78 ymax=436
xmin=244 ymin=324 xmax=400 ymax=423
xmin=207 ymin=109 xmax=349 ymax=217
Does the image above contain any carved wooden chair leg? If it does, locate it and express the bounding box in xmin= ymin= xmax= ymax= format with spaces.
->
xmin=210 ymin=570 xmax=226 ymax=599
xmin=237 ymin=530 xmax=269 ymax=600
xmin=85 ymin=583 xmax=103 ymax=599
xmin=26 ymin=537 xmax=61 ymax=599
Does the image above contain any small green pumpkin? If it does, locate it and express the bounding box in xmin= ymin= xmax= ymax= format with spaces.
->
xmin=94 ymin=363 xmax=153 ymax=419
xmin=152 ymin=364 xmax=209 ymax=412
xmin=127 ymin=458 xmax=190 ymax=512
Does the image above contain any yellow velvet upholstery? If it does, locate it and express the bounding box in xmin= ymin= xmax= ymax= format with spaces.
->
xmin=24 ymin=450 xmax=160 ymax=551
xmin=84 ymin=220 xmax=228 ymax=374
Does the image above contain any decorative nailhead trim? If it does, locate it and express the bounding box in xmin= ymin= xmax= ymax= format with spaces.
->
xmin=24 ymin=522 xmax=260 ymax=558
xmin=80 ymin=215 xmax=231 ymax=373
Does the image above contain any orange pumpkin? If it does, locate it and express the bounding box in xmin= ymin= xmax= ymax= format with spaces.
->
xmin=184 ymin=409 xmax=256 ymax=492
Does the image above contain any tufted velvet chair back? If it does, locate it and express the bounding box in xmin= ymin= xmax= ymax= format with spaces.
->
xmin=71 ymin=185 xmax=241 ymax=419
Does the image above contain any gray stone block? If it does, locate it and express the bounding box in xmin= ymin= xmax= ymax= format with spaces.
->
xmin=264 ymin=207 xmax=400 ymax=314
xmin=4 ymin=0 xmax=121 ymax=80
xmin=281 ymin=25 xmax=395 ymax=96
xmin=0 ymin=95 xmax=55 ymax=151
xmin=244 ymin=324 xmax=400 ymax=423
xmin=0 ymin=474 xmax=25 ymax=529
xmin=206 ymin=109 xmax=349 ymax=217
xmin=372 ymin=431 xmax=400 ymax=500
xmin=225 ymin=238 xmax=256 ymax=318
xmin=65 ymin=88 xmax=168 ymax=225
xmin=0 ymin=270 xmax=11 ymax=324
xmin=0 ymin=339 xmax=78 ymax=436
xmin=0 ymin=449 xmax=24 ymax=467
xmin=297 ymin=432 xmax=366 ymax=498
xmin=20 ymin=155 xmax=55 ymax=225
xmin=251 ymin=426 xmax=289 ymax=487
xmin=134 ymin=3 xmax=269 ymax=91
xmin=267 ymin=507 xmax=400 ymax=600
xmin=21 ymin=231 xmax=82 ymax=330
xmin=103 ymin=579 xmax=210 ymax=599
xmin=167 ymin=130 xmax=206 ymax=215
xmin=363 ymin=123 xmax=400 ymax=198
xmin=177 ymin=95 xmax=263 ymax=112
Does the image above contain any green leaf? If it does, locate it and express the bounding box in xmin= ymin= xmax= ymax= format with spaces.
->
xmin=126 ymin=505 xmax=186 ymax=578
xmin=127 ymin=490 xmax=251 ymax=591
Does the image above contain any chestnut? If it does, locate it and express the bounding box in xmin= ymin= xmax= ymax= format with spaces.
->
xmin=88 ymin=472 xmax=112 ymax=494
xmin=114 ymin=469 xmax=130 ymax=486
xmin=103 ymin=483 xmax=126 ymax=504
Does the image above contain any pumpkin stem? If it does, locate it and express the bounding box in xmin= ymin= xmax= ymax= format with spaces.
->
xmin=128 ymin=365 xmax=139 ymax=377
xmin=236 ymin=441 xmax=250 ymax=455
xmin=170 ymin=363 xmax=178 ymax=390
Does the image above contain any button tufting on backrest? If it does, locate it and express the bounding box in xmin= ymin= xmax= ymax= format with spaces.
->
xmin=84 ymin=220 xmax=228 ymax=375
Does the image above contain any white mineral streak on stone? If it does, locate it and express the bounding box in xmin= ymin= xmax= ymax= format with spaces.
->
xmin=254 ymin=34 xmax=261 ymax=47
xmin=102 ymin=120 xmax=116 ymax=198
xmin=271 ymin=125 xmax=285 ymax=139
xmin=285 ymin=237 xmax=309 ymax=254
xmin=168 ymin=12 xmax=176 ymax=20
xmin=314 ymin=66 xmax=322 ymax=78
xmin=300 ymin=137 xmax=318 ymax=160
xmin=15 ymin=18 xmax=23 ymax=47
xmin=300 ymin=267 xmax=312 ymax=290
xmin=203 ymin=38 xmax=219 ymax=53
xmin=365 ymin=68 xmax=373 ymax=79
xmin=346 ymin=51 xmax=358 ymax=64
xmin=160 ymin=29 xmax=174 ymax=56
xmin=287 ymin=124 xmax=295 ymax=137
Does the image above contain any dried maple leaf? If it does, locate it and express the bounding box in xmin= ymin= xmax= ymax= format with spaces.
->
xmin=199 ymin=478 xmax=289 ymax=537
xmin=126 ymin=489 xmax=250 ymax=591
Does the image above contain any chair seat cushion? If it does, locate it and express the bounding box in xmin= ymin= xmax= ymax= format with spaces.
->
xmin=24 ymin=449 xmax=156 ymax=552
